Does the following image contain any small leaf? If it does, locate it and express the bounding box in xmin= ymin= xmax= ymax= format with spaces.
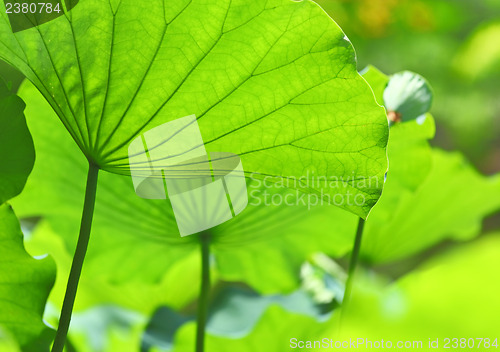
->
xmin=383 ymin=71 xmax=433 ymax=123
xmin=362 ymin=66 xmax=435 ymax=190
xmin=0 ymin=76 xmax=53 ymax=350
xmin=360 ymin=67 xmax=499 ymax=263
xmin=384 ymin=114 xmax=435 ymax=191
xmin=360 ymin=65 xmax=387 ymax=105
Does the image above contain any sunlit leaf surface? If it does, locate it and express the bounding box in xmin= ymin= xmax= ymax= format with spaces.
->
xmin=0 ymin=0 xmax=388 ymax=217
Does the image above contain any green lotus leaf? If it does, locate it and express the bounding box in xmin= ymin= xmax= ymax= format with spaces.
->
xmin=0 ymin=0 xmax=389 ymax=218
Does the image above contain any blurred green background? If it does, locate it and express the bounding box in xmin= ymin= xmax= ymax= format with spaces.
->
xmin=317 ymin=0 xmax=500 ymax=174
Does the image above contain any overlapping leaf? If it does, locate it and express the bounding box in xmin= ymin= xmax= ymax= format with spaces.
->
xmin=0 ymin=78 xmax=34 ymax=203
xmin=0 ymin=205 xmax=55 ymax=351
xmin=362 ymin=66 xmax=435 ymax=191
xmin=361 ymin=149 xmax=500 ymax=263
xmin=0 ymin=79 xmax=55 ymax=351
xmin=0 ymin=0 xmax=388 ymax=218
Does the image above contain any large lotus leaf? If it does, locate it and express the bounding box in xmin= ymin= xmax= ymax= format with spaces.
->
xmin=10 ymin=80 xmax=197 ymax=279
xmin=12 ymin=79 xmax=358 ymax=298
xmin=211 ymin=190 xmax=356 ymax=292
xmin=0 ymin=0 xmax=388 ymax=218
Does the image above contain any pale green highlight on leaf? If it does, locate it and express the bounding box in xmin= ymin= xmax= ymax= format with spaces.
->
xmin=453 ymin=21 xmax=500 ymax=80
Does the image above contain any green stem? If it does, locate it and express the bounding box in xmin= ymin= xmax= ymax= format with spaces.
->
xmin=196 ymin=232 xmax=211 ymax=352
xmin=51 ymin=163 xmax=99 ymax=352
xmin=343 ymin=217 xmax=365 ymax=306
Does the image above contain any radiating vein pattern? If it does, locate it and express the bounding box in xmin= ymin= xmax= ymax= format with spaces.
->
xmin=0 ymin=0 xmax=388 ymax=217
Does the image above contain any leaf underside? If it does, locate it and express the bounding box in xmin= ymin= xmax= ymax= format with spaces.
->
xmin=0 ymin=0 xmax=388 ymax=218
xmin=13 ymin=80 xmax=359 ymax=295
